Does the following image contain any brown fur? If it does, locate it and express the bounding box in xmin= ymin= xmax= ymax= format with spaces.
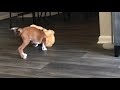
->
xmin=18 ymin=26 xmax=46 ymax=59
xmin=30 ymin=25 xmax=55 ymax=47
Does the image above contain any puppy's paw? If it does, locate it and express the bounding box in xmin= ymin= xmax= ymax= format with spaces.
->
xmin=22 ymin=53 xmax=27 ymax=59
xmin=42 ymin=47 xmax=47 ymax=51
xmin=34 ymin=44 xmax=38 ymax=47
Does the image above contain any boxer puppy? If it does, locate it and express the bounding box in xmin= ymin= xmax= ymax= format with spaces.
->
xmin=15 ymin=26 xmax=47 ymax=59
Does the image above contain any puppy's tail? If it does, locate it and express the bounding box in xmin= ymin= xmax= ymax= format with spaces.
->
xmin=18 ymin=28 xmax=23 ymax=33
xmin=10 ymin=27 xmax=23 ymax=36
xmin=10 ymin=27 xmax=19 ymax=36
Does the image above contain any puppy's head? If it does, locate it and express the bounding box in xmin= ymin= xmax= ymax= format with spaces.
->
xmin=43 ymin=29 xmax=55 ymax=47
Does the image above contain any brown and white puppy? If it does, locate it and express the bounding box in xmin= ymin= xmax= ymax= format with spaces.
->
xmin=13 ymin=26 xmax=47 ymax=59
xmin=30 ymin=25 xmax=55 ymax=47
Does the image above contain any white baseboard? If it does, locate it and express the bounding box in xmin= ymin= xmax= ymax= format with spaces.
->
xmin=97 ymin=36 xmax=113 ymax=44
xmin=97 ymin=36 xmax=114 ymax=49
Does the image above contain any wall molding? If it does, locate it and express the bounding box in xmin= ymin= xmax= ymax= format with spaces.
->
xmin=97 ymin=35 xmax=114 ymax=49
xmin=97 ymin=36 xmax=113 ymax=44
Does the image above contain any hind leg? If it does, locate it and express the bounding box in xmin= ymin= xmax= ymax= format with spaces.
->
xmin=42 ymin=43 xmax=47 ymax=51
xmin=41 ymin=38 xmax=47 ymax=51
xmin=34 ymin=42 xmax=40 ymax=47
xmin=18 ymin=39 xmax=30 ymax=59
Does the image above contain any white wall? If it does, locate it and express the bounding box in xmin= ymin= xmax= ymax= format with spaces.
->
xmin=0 ymin=12 xmax=10 ymax=20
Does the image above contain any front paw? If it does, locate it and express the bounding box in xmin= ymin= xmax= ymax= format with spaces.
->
xmin=42 ymin=47 xmax=47 ymax=51
xmin=22 ymin=53 xmax=27 ymax=59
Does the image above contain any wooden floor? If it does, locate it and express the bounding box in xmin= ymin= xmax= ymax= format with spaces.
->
xmin=0 ymin=12 xmax=119 ymax=78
